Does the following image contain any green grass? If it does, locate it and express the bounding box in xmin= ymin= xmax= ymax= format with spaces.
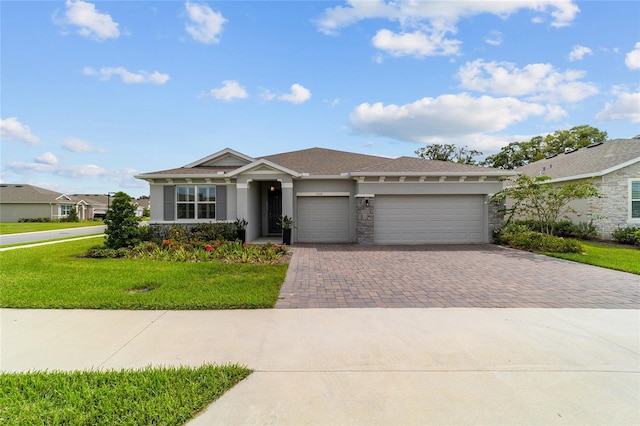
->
xmin=0 ymin=221 xmax=104 ymax=235
xmin=0 ymin=239 xmax=288 ymax=309
xmin=0 ymin=234 xmax=104 ymax=248
xmin=0 ymin=364 xmax=251 ymax=426
xmin=546 ymin=241 xmax=640 ymax=275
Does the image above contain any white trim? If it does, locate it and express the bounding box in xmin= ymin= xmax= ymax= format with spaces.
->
xmin=351 ymin=170 xmax=515 ymax=177
xmin=296 ymin=192 xmax=350 ymax=197
xmin=282 ymin=182 xmax=294 ymax=189
xmin=183 ymin=148 xmax=255 ymax=168
xmin=226 ymin=158 xmax=301 ymax=178
xmin=542 ymin=157 xmax=640 ymax=184
xmin=355 ymin=194 xmax=375 ymax=198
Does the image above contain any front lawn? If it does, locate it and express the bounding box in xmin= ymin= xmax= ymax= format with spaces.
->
xmin=0 ymin=364 xmax=251 ymax=426
xmin=0 ymin=221 xmax=104 ymax=235
xmin=0 ymin=239 xmax=288 ymax=309
xmin=546 ymin=241 xmax=640 ymax=275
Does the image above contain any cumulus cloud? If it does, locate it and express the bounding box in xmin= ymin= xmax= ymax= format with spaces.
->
xmin=54 ymin=0 xmax=119 ymax=41
xmin=568 ymin=45 xmax=593 ymax=61
xmin=372 ymin=28 xmax=460 ymax=57
xmin=315 ymin=1 xmax=579 ymax=57
xmin=62 ymin=137 xmax=106 ymax=153
xmin=184 ymin=1 xmax=226 ymax=44
xmin=278 ymin=84 xmax=312 ymax=104
xmin=457 ymin=59 xmax=598 ymax=103
xmin=209 ymin=80 xmax=248 ymax=101
xmin=83 ymin=67 xmax=169 ymax=84
xmin=349 ymin=93 xmax=553 ymax=143
xmin=625 ymin=42 xmax=640 ymax=70
xmin=35 ymin=152 xmax=58 ymax=165
xmin=0 ymin=117 xmax=41 ymax=145
xmin=595 ymin=92 xmax=640 ymax=123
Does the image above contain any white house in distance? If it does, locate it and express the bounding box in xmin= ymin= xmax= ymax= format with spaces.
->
xmin=135 ymin=147 xmax=515 ymax=244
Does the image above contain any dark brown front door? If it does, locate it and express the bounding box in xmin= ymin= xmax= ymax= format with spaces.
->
xmin=268 ymin=189 xmax=282 ymax=234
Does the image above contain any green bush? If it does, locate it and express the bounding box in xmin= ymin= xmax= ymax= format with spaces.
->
xmin=505 ymin=219 xmax=597 ymax=240
xmin=61 ymin=207 xmax=80 ymax=222
xmin=612 ymin=226 xmax=639 ymax=246
xmin=104 ymin=192 xmax=141 ymax=249
xmin=84 ymin=245 xmax=129 ymax=258
xmin=18 ymin=217 xmax=52 ymax=223
xmin=498 ymin=229 xmax=582 ymax=253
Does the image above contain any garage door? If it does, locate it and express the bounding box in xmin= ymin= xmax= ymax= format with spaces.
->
xmin=375 ymin=195 xmax=484 ymax=244
xmin=297 ymin=196 xmax=349 ymax=242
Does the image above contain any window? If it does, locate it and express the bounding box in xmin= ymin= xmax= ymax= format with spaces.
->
xmin=631 ymin=180 xmax=640 ymax=220
xmin=61 ymin=204 xmax=73 ymax=215
xmin=176 ymin=185 xmax=215 ymax=219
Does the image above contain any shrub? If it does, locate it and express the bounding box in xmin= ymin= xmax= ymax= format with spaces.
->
xmin=498 ymin=229 xmax=582 ymax=253
xmin=612 ymin=226 xmax=639 ymax=246
xmin=190 ymin=223 xmax=236 ymax=242
xmin=84 ymin=245 xmax=129 ymax=258
xmin=104 ymin=192 xmax=141 ymax=249
xmin=505 ymin=219 xmax=597 ymax=240
xmin=61 ymin=207 xmax=80 ymax=222
xmin=18 ymin=217 xmax=51 ymax=223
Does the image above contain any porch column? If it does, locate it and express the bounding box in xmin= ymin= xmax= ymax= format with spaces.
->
xmin=236 ymin=181 xmax=249 ymax=224
xmin=281 ymin=181 xmax=293 ymax=218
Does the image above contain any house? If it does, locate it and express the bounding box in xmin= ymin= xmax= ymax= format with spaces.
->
xmin=514 ymin=138 xmax=640 ymax=239
xmin=133 ymin=198 xmax=150 ymax=217
xmin=135 ymin=147 xmax=515 ymax=244
xmin=0 ymin=184 xmax=110 ymax=222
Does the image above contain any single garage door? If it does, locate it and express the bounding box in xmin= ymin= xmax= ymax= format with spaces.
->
xmin=297 ymin=196 xmax=349 ymax=242
xmin=375 ymin=195 xmax=484 ymax=244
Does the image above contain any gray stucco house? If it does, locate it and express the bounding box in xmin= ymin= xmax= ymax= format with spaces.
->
xmin=135 ymin=147 xmax=514 ymax=244
xmin=514 ymin=138 xmax=640 ymax=239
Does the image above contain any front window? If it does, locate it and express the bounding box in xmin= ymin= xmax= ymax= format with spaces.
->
xmin=631 ymin=180 xmax=640 ymax=220
xmin=61 ymin=204 xmax=72 ymax=215
xmin=177 ymin=185 xmax=215 ymax=219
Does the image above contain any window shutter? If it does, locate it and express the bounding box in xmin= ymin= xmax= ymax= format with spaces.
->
xmin=216 ymin=185 xmax=227 ymax=220
xmin=163 ymin=186 xmax=175 ymax=221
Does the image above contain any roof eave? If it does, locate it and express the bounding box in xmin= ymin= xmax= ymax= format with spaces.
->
xmin=351 ymin=171 xmax=516 ymax=177
xmin=536 ymin=156 xmax=640 ymax=184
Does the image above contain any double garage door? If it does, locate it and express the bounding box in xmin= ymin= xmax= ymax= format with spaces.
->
xmin=375 ymin=195 xmax=484 ymax=244
xmin=297 ymin=196 xmax=350 ymax=243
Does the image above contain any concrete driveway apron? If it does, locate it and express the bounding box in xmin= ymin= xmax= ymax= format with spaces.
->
xmin=276 ymin=244 xmax=639 ymax=309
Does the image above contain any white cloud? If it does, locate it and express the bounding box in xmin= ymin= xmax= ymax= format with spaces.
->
xmin=625 ymin=42 xmax=640 ymax=70
xmin=35 ymin=152 xmax=58 ymax=165
xmin=595 ymin=92 xmax=640 ymax=123
xmin=349 ymin=93 xmax=551 ymax=143
xmin=278 ymin=84 xmax=312 ymax=104
xmin=83 ymin=67 xmax=169 ymax=84
xmin=568 ymin=45 xmax=592 ymax=61
xmin=184 ymin=1 xmax=226 ymax=44
xmin=372 ymin=28 xmax=460 ymax=57
xmin=8 ymin=160 xmax=107 ymax=178
xmin=54 ymin=0 xmax=119 ymax=41
xmin=62 ymin=137 xmax=105 ymax=153
xmin=209 ymin=80 xmax=248 ymax=101
xmin=457 ymin=59 xmax=598 ymax=103
xmin=0 ymin=117 xmax=41 ymax=145
xmin=484 ymin=30 xmax=502 ymax=46
xmin=315 ymin=1 xmax=579 ymax=57
xmin=259 ymin=88 xmax=276 ymax=101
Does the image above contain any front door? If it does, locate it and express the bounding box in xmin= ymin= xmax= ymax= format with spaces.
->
xmin=267 ymin=189 xmax=282 ymax=234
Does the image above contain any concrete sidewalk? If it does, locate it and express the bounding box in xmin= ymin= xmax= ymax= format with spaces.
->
xmin=1 ymin=308 xmax=638 ymax=424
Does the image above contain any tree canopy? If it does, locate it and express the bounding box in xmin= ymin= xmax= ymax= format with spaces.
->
xmin=482 ymin=125 xmax=608 ymax=169
xmin=104 ymin=191 xmax=141 ymax=249
xmin=415 ymin=143 xmax=483 ymax=165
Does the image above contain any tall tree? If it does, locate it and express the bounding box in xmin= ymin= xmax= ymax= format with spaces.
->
xmin=483 ymin=125 xmax=608 ymax=169
xmin=104 ymin=191 xmax=140 ymax=249
xmin=415 ymin=143 xmax=483 ymax=165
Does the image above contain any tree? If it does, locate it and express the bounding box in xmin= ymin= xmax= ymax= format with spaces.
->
xmin=483 ymin=125 xmax=608 ymax=169
xmin=415 ymin=143 xmax=483 ymax=165
xmin=65 ymin=207 xmax=79 ymax=222
xmin=104 ymin=191 xmax=140 ymax=249
xmin=491 ymin=174 xmax=602 ymax=235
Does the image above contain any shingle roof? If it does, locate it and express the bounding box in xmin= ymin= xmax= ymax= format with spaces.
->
xmin=260 ymin=147 xmax=389 ymax=175
xmin=0 ymin=184 xmax=62 ymax=203
xmin=136 ymin=166 xmax=237 ymax=177
xmin=353 ymin=156 xmax=499 ymax=173
xmin=515 ymin=139 xmax=640 ymax=180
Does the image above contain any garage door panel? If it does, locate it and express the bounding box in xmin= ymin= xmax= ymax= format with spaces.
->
xmin=297 ymin=197 xmax=349 ymax=243
xmin=375 ymin=195 xmax=483 ymax=244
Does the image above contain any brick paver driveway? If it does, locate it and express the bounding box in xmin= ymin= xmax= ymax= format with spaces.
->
xmin=276 ymin=244 xmax=639 ymax=309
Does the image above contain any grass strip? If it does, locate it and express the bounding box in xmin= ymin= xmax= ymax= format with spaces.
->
xmin=0 ymin=234 xmax=104 ymax=249
xmin=0 ymin=222 xmax=104 ymax=235
xmin=545 ymin=241 xmax=640 ymax=275
xmin=0 ymin=364 xmax=251 ymax=426
xmin=0 ymin=239 xmax=288 ymax=309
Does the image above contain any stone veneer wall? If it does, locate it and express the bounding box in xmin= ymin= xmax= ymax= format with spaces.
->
xmin=488 ymin=199 xmax=506 ymax=242
xmin=587 ymin=162 xmax=640 ymax=240
xmin=356 ymin=197 xmax=375 ymax=244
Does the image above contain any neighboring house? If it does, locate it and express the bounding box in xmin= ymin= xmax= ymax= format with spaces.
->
xmin=0 ymin=184 xmax=111 ymax=222
xmin=135 ymin=147 xmax=515 ymax=244
xmin=133 ymin=198 xmax=150 ymax=217
xmin=514 ymin=138 xmax=640 ymax=239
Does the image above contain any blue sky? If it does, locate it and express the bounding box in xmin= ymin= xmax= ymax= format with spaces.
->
xmin=1 ymin=0 xmax=639 ymax=197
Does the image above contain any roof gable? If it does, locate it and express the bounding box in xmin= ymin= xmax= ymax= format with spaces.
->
xmin=0 ymin=184 xmax=63 ymax=203
xmin=516 ymin=139 xmax=640 ymax=181
xmin=261 ymin=147 xmax=389 ymax=175
xmin=184 ymin=148 xmax=255 ymax=169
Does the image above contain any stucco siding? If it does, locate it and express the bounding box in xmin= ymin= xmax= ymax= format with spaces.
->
xmin=0 ymin=204 xmax=54 ymax=222
xmin=357 ymin=181 xmax=503 ymax=196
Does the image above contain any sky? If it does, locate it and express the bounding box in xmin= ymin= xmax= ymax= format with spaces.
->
xmin=1 ymin=0 xmax=639 ymax=197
